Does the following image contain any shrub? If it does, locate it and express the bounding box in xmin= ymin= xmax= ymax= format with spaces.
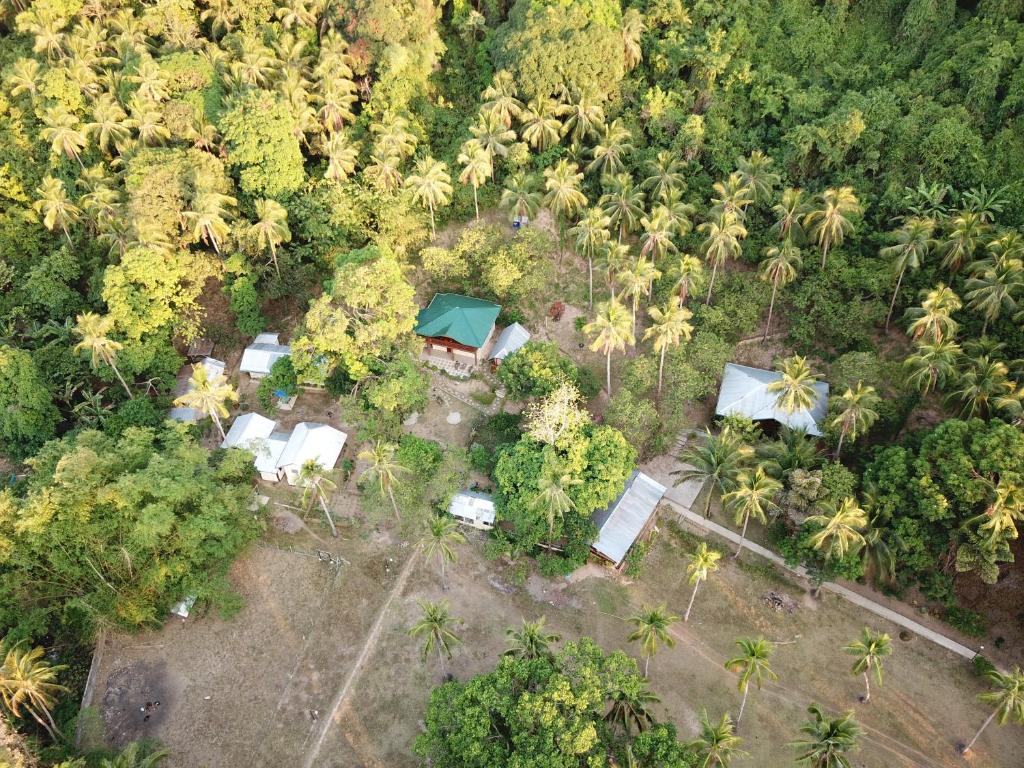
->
xmin=947 ymin=606 xmax=987 ymax=638
xmin=256 ymin=357 xmax=299 ymax=411
xmin=498 ymin=341 xmax=593 ymax=400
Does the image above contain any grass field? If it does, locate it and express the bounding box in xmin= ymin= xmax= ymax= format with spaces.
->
xmin=86 ymin=509 xmax=1021 ymax=768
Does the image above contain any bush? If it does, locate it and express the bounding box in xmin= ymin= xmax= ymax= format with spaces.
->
xmin=227 ymin=275 xmax=266 ymax=337
xmin=537 ymin=552 xmax=576 ymax=578
xmin=947 ymin=606 xmax=987 ymax=638
xmin=105 ymin=397 xmax=165 ymax=437
xmin=498 ymin=341 xmax=591 ymax=400
xmin=256 ymin=357 xmax=299 ymax=411
xmin=623 ymin=540 xmax=651 ymax=579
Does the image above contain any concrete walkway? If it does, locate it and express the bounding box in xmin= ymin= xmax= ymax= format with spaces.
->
xmin=649 ymin=468 xmax=980 ymax=661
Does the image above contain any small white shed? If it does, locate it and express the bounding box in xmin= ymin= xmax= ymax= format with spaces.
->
xmin=240 ymin=333 xmax=291 ymax=379
xmin=276 ymin=422 xmax=347 ymax=485
xmin=488 ymin=323 xmax=531 ymax=364
xmin=448 ymin=490 xmax=496 ymax=530
xmin=168 ymin=357 xmax=227 ymax=422
xmin=221 ymin=413 xmax=289 ymax=481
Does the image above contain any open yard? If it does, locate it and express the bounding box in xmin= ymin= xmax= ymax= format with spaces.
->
xmin=84 ymin=507 xmax=1022 ymax=768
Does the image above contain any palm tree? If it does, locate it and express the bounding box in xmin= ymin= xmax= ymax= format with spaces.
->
xmin=940 ymin=210 xmax=987 ymax=273
xmin=906 ymin=284 xmax=961 ymax=343
xmin=570 ymin=207 xmax=612 ymax=307
xmin=419 ymin=514 xmax=466 ymax=590
xmin=829 ymin=383 xmax=880 ymax=459
xmin=674 ymin=428 xmax=754 ymax=518
xmin=684 ymin=543 xmax=722 ymax=622
xmin=967 ymin=477 xmax=1024 ymax=550
xmin=965 ymin=252 xmax=1023 ymax=333
xmin=804 ymin=187 xmax=861 ymax=269
xmin=587 ymin=119 xmax=632 ymax=177
xmin=962 ymin=184 xmax=1009 ymax=224
xmin=844 ymin=628 xmax=892 ymax=703
xmin=806 ymin=497 xmax=868 ymax=561
xmin=768 ymin=355 xmax=820 ymax=414
xmin=642 ymin=151 xmax=686 ymax=203
xmin=600 ymin=242 xmax=632 ymax=298
xmin=173 ymin=364 xmax=238 ymax=440
xmin=584 ymin=299 xmax=634 ymax=395
xmin=408 ymin=600 xmax=461 ymax=678
xmin=959 ymin=666 xmax=1024 ymax=754
xmin=519 ymin=96 xmax=562 ymax=151
xmin=949 ymin=355 xmax=1013 ymax=418
xmin=357 ymin=440 xmax=408 ymax=520
xmin=298 ymin=460 xmax=339 ymax=538
xmin=531 ymin=455 xmax=580 ymax=544
xmin=605 ymin=679 xmax=659 ymax=736
xmin=73 ymin=312 xmax=132 ymax=397
xmin=323 ymin=132 xmax=359 ymax=182
xmin=504 ymin=616 xmax=560 ymax=660
xmin=543 ymin=159 xmax=587 ymax=257
xmin=622 ymin=8 xmax=645 ymax=70
xmin=756 ymin=426 xmax=821 ymax=479
xmin=40 ymin=106 xmax=87 ymax=168
xmin=759 ymin=240 xmax=802 ymax=340
xmin=724 ymin=637 xmax=777 ymax=726
xmin=480 ymin=70 xmax=522 ymax=127
xmin=735 ymin=150 xmax=779 ymax=204
xmin=638 ymin=205 xmax=677 ymax=261
xmin=792 ymin=703 xmax=861 ymax=767
xmin=0 ymin=641 xmax=68 ymax=742
xmin=372 ymin=114 xmax=417 ymax=159
xmin=710 ymin=173 xmax=755 ymax=221
xmin=184 ymin=191 xmax=236 ymax=255
xmin=771 ymin=188 xmax=809 ymax=242
xmin=33 ymin=176 xmax=81 ymax=246
xmin=457 ymin=141 xmax=492 ymax=220
xmin=619 ymin=260 xmax=661 ymax=335
xmin=904 ymin=338 xmax=961 ymax=395
xmin=699 ymin=212 xmax=747 ymax=304
xmin=363 ymin=151 xmax=403 ymax=193
xmin=500 ymin=171 xmax=542 ymax=223
xmin=626 ymin=603 xmax=679 ymax=677
xmin=687 ymin=710 xmax=745 ymax=768
xmin=469 ymin=110 xmax=516 ymax=175
xmin=601 ymin=173 xmax=646 ymax=243
xmin=407 ymin=157 xmax=453 ymax=238
xmin=644 ymin=301 xmax=694 ymax=396
xmin=558 ymin=91 xmax=605 ymax=144
xmin=881 ymin=216 xmax=936 ymax=332
xmin=85 ymin=94 xmax=131 ymax=154
xmin=100 ymin=740 xmax=170 ymax=768
xmin=672 ymin=254 xmax=704 ymax=305
xmin=722 ymin=468 xmax=781 ymax=559
xmin=249 ymin=199 xmax=290 ymax=278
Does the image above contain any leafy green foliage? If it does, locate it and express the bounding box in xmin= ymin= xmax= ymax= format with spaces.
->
xmin=256 ymin=357 xmax=299 ymax=411
xmin=218 ymin=90 xmax=305 ymax=198
xmin=0 ymin=346 xmax=59 ymax=461
xmin=498 ymin=340 xmax=594 ymax=399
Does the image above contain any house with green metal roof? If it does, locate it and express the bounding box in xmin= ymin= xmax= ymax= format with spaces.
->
xmin=415 ymin=293 xmax=501 ymax=366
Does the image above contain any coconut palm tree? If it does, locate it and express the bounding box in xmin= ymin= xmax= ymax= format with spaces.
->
xmin=699 ymin=212 xmax=747 ymax=304
xmin=419 ymin=514 xmax=466 ymax=590
xmin=674 ymin=428 xmax=755 ymax=518
xmin=684 ymin=543 xmax=722 ymax=622
xmin=584 ymin=299 xmax=634 ymax=395
xmin=806 ymin=497 xmax=868 ymax=561
xmin=905 ymin=284 xmax=961 ymax=343
xmin=771 ymin=188 xmax=809 ymax=242
xmin=881 ymin=216 xmax=936 ymax=331
xmin=480 ymin=70 xmax=523 ymax=127
xmin=605 ymin=679 xmax=659 ymax=736
xmin=948 ymin=354 xmax=1013 ymax=418
xmin=904 ymin=338 xmax=961 ymax=395
xmin=6 ymin=58 xmax=41 ymax=98
xmin=967 ymin=477 xmax=1024 ymax=551
xmin=519 ymin=95 xmax=562 ymax=152
xmin=500 ymin=171 xmax=542 ymax=223
xmin=644 ymin=301 xmax=694 ymax=396
xmin=642 ymin=150 xmax=686 ymax=202
xmin=543 ymin=159 xmax=587 ymax=257
xmin=323 ymin=131 xmax=359 ymax=182
xmin=962 ymin=184 xmax=1009 ymax=224
xmin=672 ymin=254 xmax=705 ymax=305
xmin=599 ymin=241 xmax=632 ymax=299
xmin=626 ymin=603 xmax=679 ymax=677
xmin=363 ymin=151 xmax=404 ymax=193
xmin=735 ymin=150 xmax=780 ymax=204
xmin=569 ymin=207 xmax=612 ymax=307
xmin=724 ymin=637 xmax=777 ymax=726
xmin=558 ymin=91 xmax=605 ymax=144
xmin=804 ymin=187 xmax=861 ymax=269
xmin=504 ymin=616 xmax=560 ymax=660
xmin=40 ymin=106 xmax=87 ymax=168
xmin=249 ymin=199 xmax=290 ymax=278
xmin=622 ymin=7 xmax=645 ymax=70
xmin=0 ymin=641 xmax=68 ymax=742
xmin=358 ymin=440 xmax=408 ymax=521
xmin=600 ymin=173 xmax=646 ymax=243
xmin=619 ymin=260 xmax=661 ymax=335
xmin=844 ymin=628 xmax=892 ymax=703
xmin=457 ymin=141 xmax=492 ymax=220
xmin=768 ymin=355 xmax=820 ymax=414
xmin=33 ymin=176 xmax=81 ymax=246
xmin=406 ymin=157 xmax=452 ymax=238
xmin=662 ymin=188 xmax=696 ymax=236
xmin=940 ymin=210 xmax=987 ymax=273
xmin=85 ymin=94 xmax=131 ymax=154
xmin=408 ymin=600 xmax=461 ymax=678
xmin=184 ymin=191 xmax=236 ymax=255
xmin=371 ymin=114 xmax=417 ymax=159
xmin=710 ymin=172 xmax=755 ymax=221
xmin=964 ymin=253 xmax=1023 ymax=334
xmin=531 ymin=455 xmax=580 ymax=544
xmin=469 ymin=110 xmax=516 ymax=175
xmin=791 ymin=703 xmax=861 ymax=767
xmin=722 ymin=467 xmax=781 ymax=558
xmin=298 ymin=459 xmax=339 ymax=538
xmin=759 ymin=239 xmax=802 ymax=340
xmin=173 ymin=364 xmax=238 ymax=440
xmin=587 ymin=119 xmax=632 ymax=177
xmin=73 ymin=312 xmax=132 ymax=397
xmin=959 ymin=666 xmax=1024 ymax=754
xmin=829 ymin=383 xmax=880 ymax=459
xmin=639 ymin=205 xmax=677 ymax=261
xmin=687 ymin=710 xmax=745 ymax=768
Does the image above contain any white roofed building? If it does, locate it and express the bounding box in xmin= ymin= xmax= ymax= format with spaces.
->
xmin=448 ymin=490 xmax=496 ymax=530
xmin=168 ymin=357 xmax=227 ymax=422
xmin=276 ymin=422 xmax=347 ymax=485
xmin=715 ymin=363 xmax=829 ymax=436
xmin=220 ymin=413 xmax=288 ymax=481
xmin=488 ymin=323 xmax=531 ymax=365
xmin=591 ymin=471 xmax=667 ymax=568
xmin=240 ymin=333 xmax=291 ymax=379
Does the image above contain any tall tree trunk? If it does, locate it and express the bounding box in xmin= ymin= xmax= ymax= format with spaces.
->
xmin=657 ymin=345 xmax=666 ymax=398
xmin=62 ymin=224 xmax=73 ymax=247
xmin=736 ymin=685 xmax=750 ymax=726
xmin=702 ymin=482 xmax=713 ymax=518
xmin=28 ymin=706 xmax=61 ymax=743
xmin=109 ymin=360 xmax=133 ymax=399
xmin=437 ymin=645 xmax=448 ymax=680
xmin=211 ymin=410 xmax=226 ymax=440
xmin=269 ymin=241 xmax=281 ymax=278
xmin=606 ymin=350 xmax=612 ymax=395
xmin=763 ymin=279 xmax=779 ymax=342
xmin=387 ymin=485 xmax=400 ymax=521
xmin=644 ymin=655 xmax=650 ymax=678
xmin=885 ymin=266 xmax=906 ymax=332
xmin=318 ymin=492 xmax=338 ymax=538
xmin=588 ymin=256 xmax=594 ymax=308
xmin=631 ymin=297 xmax=638 ymax=338
xmin=862 ymin=670 xmax=871 ymax=703
xmin=706 ymin=263 xmax=719 ymax=305
xmin=473 ymin=186 xmax=479 ymax=220
xmin=835 ymin=426 xmax=847 ymax=460
xmin=733 ymin=512 xmax=749 ymax=559
xmin=963 ymin=710 xmax=997 ymax=753
xmin=428 ymin=201 xmax=436 ymax=239
xmin=821 ymin=240 xmax=829 ymax=270
xmin=684 ymin=579 xmax=700 ymax=622
xmin=440 ymin=556 xmax=447 ymax=591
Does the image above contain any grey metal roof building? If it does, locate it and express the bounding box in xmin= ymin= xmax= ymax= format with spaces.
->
xmin=715 ymin=363 xmax=829 ymax=436
xmin=591 ymin=471 xmax=667 ymax=567
xmin=489 ymin=323 xmax=531 ymax=362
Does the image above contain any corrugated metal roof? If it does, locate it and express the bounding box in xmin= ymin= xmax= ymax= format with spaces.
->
xmin=489 ymin=323 xmax=531 ymax=361
xmin=276 ymin=422 xmax=346 ymax=472
xmin=415 ymin=293 xmax=500 ymax=348
xmin=448 ymin=490 xmax=496 ymax=525
xmin=167 ymin=357 xmax=226 ymax=422
xmin=591 ymin=471 xmax=667 ymax=566
xmin=240 ymin=335 xmax=291 ymax=375
xmin=714 ymin=363 xmax=829 ymax=436
xmin=221 ymin=412 xmax=277 ymax=449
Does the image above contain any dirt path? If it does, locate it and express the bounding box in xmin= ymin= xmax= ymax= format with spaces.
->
xmin=298 ymin=549 xmax=419 ymax=768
